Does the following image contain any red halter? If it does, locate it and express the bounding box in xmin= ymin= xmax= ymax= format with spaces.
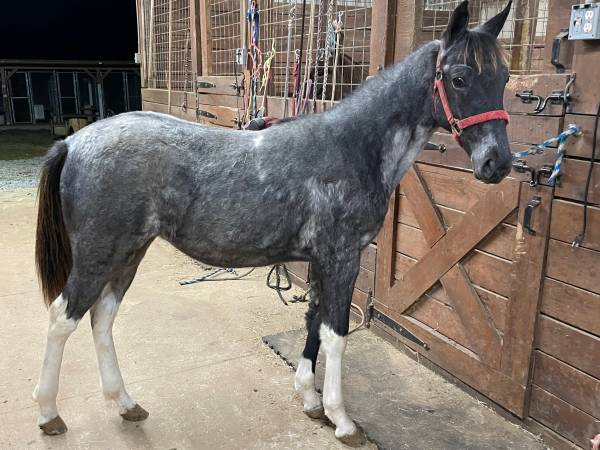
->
xmin=434 ymin=51 xmax=510 ymax=144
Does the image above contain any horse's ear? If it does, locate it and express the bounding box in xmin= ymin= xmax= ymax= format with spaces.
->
xmin=477 ymin=1 xmax=512 ymax=37
xmin=442 ymin=1 xmax=470 ymax=48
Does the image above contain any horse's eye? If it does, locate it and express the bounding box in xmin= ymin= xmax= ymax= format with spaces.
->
xmin=452 ymin=77 xmax=466 ymax=89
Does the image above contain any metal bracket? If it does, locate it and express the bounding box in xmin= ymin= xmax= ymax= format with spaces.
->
xmin=512 ymin=159 xmax=538 ymax=186
xmin=198 ymin=110 xmax=217 ymax=119
xmin=515 ymin=75 xmax=575 ymax=114
xmin=523 ymin=196 xmax=542 ymax=235
xmin=537 ymin=164 xmax=560 ymax=187
xmin=196 ymin=81 xmax=216 ymax=89
xmin=372 ymin=309 xmax=430 ymax=350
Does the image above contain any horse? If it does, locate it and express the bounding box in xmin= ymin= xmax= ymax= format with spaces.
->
xmin=33 ymin=1 xmax=512 ymax=445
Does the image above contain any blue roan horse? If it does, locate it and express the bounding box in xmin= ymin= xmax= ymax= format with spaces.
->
xmin=34 ymin=1 xmax=512 ymax=445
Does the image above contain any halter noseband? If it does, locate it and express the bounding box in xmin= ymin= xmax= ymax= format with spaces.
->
xmin=434 ymin=51 xmax=510 ymax=145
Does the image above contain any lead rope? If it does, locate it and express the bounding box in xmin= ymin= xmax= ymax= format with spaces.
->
xmin=329 ymin=11 xmax=343 ymax=106
xmin=320 ymin=0 xmax=333 ymax=102
xmin=512 ymin=124 xmax=582 ymax=186
xmin=282 ymin=0 xmax=296 ymax=118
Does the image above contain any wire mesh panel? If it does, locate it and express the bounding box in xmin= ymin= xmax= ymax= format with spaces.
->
xmin=141 ymin=0 xmax=192 ymax=90
xmin=209 ymin=0 xmax=242 ymax=75
xmin=422 ymin=0 xmax=549 ymax=74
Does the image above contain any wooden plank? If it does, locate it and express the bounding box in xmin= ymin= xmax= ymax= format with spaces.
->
xmin=371 ymin=302 xmax=527 ymax=416
xmin=142 ymin=88 xmax=195 ymax=106
xmin=542 ymin=277 xmax=600 ymax=336
xmin=529 ymin=385 xmax=599 ymax=449
xmin=555 ymin=159 xmax=600 ymax=204
xmin=196 ymin=103 xmax=239 ymax=128
xmin=542 ymin=0 xmax=576 ymax=73
xmin=508 ymin=115 xmax=563 ymax=146
xmin=501 ymin=184 xmax=553 ymax=383
xmin=536 ymin=315 xmax=600 ymax=380
xmin=142 ymin=100 xmax=197 ymax=122
xmin=551 ymin=199 xmax=600 ymax=251
xmin=196 ymin=76 xmax=241 ymax=95
xmin=388 ymin=180 xmax=519 ymax=314
xmin=190 ymin=0 xmax=202 ymax=77
xmin=360 ymin=244 xmax=377 ymax=272
xmin=369 ymin=0 xmax=396 ymax=73
xmin=533 ymin=351 xmax=600 ymax=419
xmin=505 ymin=74 xmax=570 ymax=116
xmin=571 ymin=40 xmax=600 ymax=115
xmin=286 ymin=262 xmax=309 ymax=282
xmin=524 ymin=418 xmax=587 ymax=450
xmin=564 ymin=114 xmax=600 ymax=160
xmin=410 ymin=296 xmax=472 ymax=351
xmin=546 ymin=239 xmax=600 ymax=294
xmin=462 ymin=250 xmax=513 ymax=298
xmin=401 ymin=167 xmax=446 ymax=245
xmin=374 ymin=191 xmax=397 ymax=301
xmin=355 ymin=267 xmax=375 ymax=294
xmin=198 ymin=0 xmax=211 ymax=76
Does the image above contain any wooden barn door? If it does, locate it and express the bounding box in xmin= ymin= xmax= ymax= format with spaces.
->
xmin=194 ymin=0 xmax=245 ymax=127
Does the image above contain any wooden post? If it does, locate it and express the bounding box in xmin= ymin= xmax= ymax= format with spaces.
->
xmin=369 ymin=0 xmax=396 ymax=74
xmin=190 ymin=0 xmax=202 ymax=81
xmin=510 ymin=0 xmax=540 ymax=73
xmin=198 ymin=0 xmax=211 ymax=76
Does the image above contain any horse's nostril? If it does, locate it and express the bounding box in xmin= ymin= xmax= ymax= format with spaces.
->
xmin=481 ymin=158 xmax=496 ymax=179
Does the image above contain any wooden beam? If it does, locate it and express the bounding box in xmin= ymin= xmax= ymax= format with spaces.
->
xmin=369 ymin=0 xmax=396 ymax=73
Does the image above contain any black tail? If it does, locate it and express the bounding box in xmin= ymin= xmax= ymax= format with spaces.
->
xmin=35 ymin=141 xmax=72 ymax=306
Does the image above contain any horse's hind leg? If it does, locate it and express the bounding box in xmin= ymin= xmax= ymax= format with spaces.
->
xmin=90 ymin=258 xmax=149 ymax=421
xmin=295 ymin=265 xmax=324 ymax=419
xmin=34 ymin=265 xmax=112 ymax=435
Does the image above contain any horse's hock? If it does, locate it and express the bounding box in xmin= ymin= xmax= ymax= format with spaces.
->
xmin=133 ymin=1 xmax=600 ymax=449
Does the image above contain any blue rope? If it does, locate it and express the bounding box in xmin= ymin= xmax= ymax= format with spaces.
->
xmin=512 ymin=123 xmax=582 ymax=186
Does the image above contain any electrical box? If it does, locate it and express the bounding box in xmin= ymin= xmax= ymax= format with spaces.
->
xmin=569 ymin=3 xmax=600 ymax=40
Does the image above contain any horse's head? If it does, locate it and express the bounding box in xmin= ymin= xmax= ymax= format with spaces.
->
xmin=433 ymin=0 xmax=512 ymax=184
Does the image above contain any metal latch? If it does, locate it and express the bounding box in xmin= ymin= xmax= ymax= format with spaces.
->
xmin=196 ymin=81 xmax=216 ymax=89
xmin=523 ymin=196 xmax=542 ymax=235
xmin=512 ymin=159 xmax=537 ymax=186
xmin=515 ymin=75 xmax=575 ymax=114
xmin=198 ymin=110 xmax=217 ymax=119
xmin=424 ymin=142 xmax=447 ymax=153
xmin=537 ymin=164 xmax=560 ymax=186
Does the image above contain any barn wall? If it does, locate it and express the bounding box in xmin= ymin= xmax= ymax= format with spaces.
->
xmin=136 ymin=2 xmax=600 ymax=447
xmin=525 ymin=39 xmax=600 ymax=450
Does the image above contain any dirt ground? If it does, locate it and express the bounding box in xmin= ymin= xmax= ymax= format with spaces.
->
xmin=0 ymin=129 xmax=52 ymax=190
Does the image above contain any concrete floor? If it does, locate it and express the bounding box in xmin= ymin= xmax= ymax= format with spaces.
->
xmin=0 ymin=189 xmax=363 ymax=450
xmin=0 ymin=189 xmax=548 ymax=450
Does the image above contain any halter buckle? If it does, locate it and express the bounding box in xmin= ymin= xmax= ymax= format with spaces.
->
xmin=450 ymin=120 xmax=463 ymax=136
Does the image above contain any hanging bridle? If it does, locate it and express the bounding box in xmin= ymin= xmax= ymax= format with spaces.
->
xmin=434 ymin=50 xmax=510 ymax=145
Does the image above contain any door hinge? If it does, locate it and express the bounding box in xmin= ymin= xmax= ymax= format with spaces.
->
xmin=372 ymin=308 xmax=430 ymax=350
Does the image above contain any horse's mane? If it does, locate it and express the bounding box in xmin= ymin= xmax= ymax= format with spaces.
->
xmin=458 ymin=30 xmax=508 ymax=74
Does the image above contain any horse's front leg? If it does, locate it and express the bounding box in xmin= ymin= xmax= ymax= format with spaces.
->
xmin=317 ymin=255 xmax=366 ymax=446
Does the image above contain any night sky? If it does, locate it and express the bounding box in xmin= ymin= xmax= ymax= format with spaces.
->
xmin=1 ymin=1 xmax=138 ymax=61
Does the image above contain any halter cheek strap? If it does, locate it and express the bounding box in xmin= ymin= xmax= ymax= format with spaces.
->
xmin=434 ymin=52 xmax=510 ymax=144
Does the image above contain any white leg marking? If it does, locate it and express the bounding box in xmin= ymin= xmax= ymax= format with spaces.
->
xmin=319 ymin=323 xmax=356 ymax=438
xmin=91 ymin=286 xmax=136 ymax=413
xmin=294 ymin=357 xmax=322 ymax=411
xmin=34 ymin=295 xmax=79 ymax=425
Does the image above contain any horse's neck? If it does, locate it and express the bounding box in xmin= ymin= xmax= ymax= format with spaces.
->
xmin=332 ymin=41 xmax=440 ymax=197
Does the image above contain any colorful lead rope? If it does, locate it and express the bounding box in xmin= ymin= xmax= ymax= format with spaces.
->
xmin=512 ymin=123 xmax=583 ymax=186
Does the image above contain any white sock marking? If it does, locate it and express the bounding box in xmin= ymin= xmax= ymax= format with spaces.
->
xmin=35 ymin=295 xmax=79 ymax=425
xmin=294 ymin=357 xmax=322 ymax=411
xmin=319 ymin=323 xmax=356 ymax=438
xmin=91 ymin=285 xmax=136 ymax=413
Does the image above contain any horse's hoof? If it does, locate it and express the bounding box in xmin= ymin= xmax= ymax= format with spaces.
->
xmin=39 ymin=415 xmax=68 ymax=435
xmin=337 ymin=423 xmax=367 ymax=447
xmin=304 ymin=406 xmax=326 ymax=420
xmin=120 ymin=403 xmax=149 ymax=422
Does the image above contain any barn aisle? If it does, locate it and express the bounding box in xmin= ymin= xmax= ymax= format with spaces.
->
xmin=0 ymin=189 xmax=544 ymax=449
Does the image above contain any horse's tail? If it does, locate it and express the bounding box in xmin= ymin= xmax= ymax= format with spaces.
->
xmin=35 ymin=141 xmax=72 ymax=306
